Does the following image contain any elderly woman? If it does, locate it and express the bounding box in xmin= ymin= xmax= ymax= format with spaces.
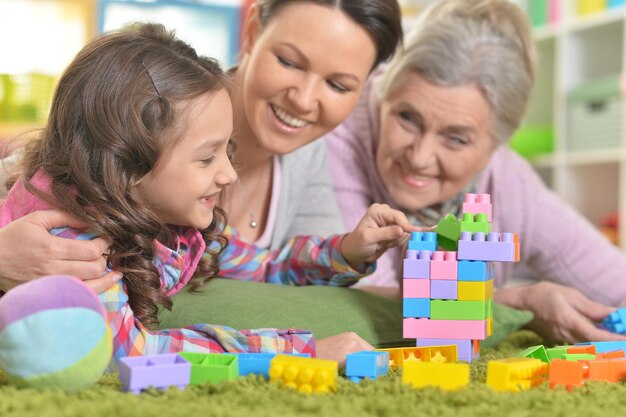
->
xmin=326 ymin=0 xmax=626 ymax=343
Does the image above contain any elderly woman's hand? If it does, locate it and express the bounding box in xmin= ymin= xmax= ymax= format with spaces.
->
xmin=495 ymin=281 xmax=626 ymax=344
xmin=0 ymin=209 xmax=121 ymax=293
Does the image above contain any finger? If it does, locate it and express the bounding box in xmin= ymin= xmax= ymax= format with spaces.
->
xmin=44 ymin=259 xmax=108 ymax=279
xmin=369 ymin=205 xmax=413 ymax=228
xmin=574 ymin=323 xmax=626 ymax=343
xmin=83 ymin=272 xmax=123 ymax=294
xmin=28 ymin=209 xmax=89 ymax=230
xmin=49 ymin=238 xmax=109 ymax=262
xmin=572 ymin=294 xmax=616 ymax=321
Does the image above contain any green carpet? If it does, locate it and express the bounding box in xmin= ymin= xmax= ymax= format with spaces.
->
xmin=2 ymin=331 xmax=626 ymax=417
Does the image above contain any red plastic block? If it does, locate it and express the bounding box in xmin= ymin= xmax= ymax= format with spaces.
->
xmin=461 ymin=193 xmax=492 ymax=222
xmin=457 ymin=232 xmax=518 ymax=262
xmin=430 ymin=251 xmax=458 ymax=280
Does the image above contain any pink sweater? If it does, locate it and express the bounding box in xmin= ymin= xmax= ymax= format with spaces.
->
xmin=325 ymin=73 xmax=626 ymax=306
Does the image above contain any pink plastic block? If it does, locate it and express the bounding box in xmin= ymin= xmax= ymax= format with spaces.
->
xmin=457 ymin=232 xmax=516 ymax=262
xmin=403 ymin=318 xmax=487 ymax=340
xmin=430 ymin=280 xmax=457 ymax=300
xmin=404 ymin=279 xmax=430 ymax=298
xmin=430 ymin=251 xmax=458 ymax=280
xmin=549 ymin=0 xmax=559 ymax=24
xmin=461 ymin=193 xmax=492 ymax=222
xmin=403 ymin=250 xmax=432 ymax=279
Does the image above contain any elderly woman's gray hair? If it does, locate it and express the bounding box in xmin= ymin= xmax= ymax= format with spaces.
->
xmin=380 ymin=0 xmax=536 ymax=144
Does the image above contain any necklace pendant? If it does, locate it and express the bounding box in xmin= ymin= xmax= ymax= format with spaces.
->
xmin=249 ymin=219 xmax=258 ymax=229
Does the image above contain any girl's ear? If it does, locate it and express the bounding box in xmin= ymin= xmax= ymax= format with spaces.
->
xmin=241 ymin=3 xmax=262 ymax=55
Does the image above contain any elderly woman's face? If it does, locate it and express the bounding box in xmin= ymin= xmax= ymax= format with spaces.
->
xmin=376 ymin=72 xmax=496 ymax=212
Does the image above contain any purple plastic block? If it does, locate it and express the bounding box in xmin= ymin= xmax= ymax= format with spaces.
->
xmin=415 ymin=338 xmax=477 ymax=362
xmin=430 ymin=280 xmax=457 ymax=300
xmin=403 ymin=250 xmax=432 ymax=279
xmin=119 ymin=353 xmax=191 ymax=394
xmin=457 ymin=232 xmax=516 ymax=262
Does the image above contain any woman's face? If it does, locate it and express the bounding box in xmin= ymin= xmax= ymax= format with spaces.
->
xmin=376 ymin=72 xmax=497 ymax=212
xmin=239 ymin=2 xmax=377 ymax=155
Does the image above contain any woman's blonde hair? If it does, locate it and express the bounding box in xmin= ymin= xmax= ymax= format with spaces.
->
xmin=380 ymin=0 xmax=536 ymax=143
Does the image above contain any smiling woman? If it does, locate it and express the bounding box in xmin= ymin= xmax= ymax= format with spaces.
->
xmin=326 ymin=0 xmax=626 ymax=344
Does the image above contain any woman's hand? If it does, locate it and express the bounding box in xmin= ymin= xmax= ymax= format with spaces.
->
xmin=341 ymin=203 xmax=425 ymax=269
xmin=0 ymin=209 xmax=121 ymax=293
xmin=495 ymin=281 xmax=626 ymax=344
xmin=315 ymin=332 xmax=374 ymax=367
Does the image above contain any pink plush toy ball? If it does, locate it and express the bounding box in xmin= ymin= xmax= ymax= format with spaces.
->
xmin=0 ymin=275 xmax=112 ymax=391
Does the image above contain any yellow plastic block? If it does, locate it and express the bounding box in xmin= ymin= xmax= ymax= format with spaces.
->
xmin=269 ymin=355 xmax=337 ymax=394
xmin=376 ymin=345 xmax=457 ymax=369
xmin=402 ymin=361 xmax=470 ymax=391
xmin=487 ymin=315 xmax=493 ymax=336
xmin=577 ymin=0 xmax=606 ymax=16
xmin=486 ymin=357 xmax=549 ymax=392
xmin=458 ymin=280 xmax=493 ymax=301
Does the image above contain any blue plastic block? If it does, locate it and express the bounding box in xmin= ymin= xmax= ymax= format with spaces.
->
xmin=602 ymin=307 xmax=626 ymax=334
xmin=609 ymin=0 xmax=625 ymax=8
xmin=457 ymin=261 xmax=494 ymax=282
xmin=345 ymin=351 xmax=389 ymax=383
xmin=575 ymin=341 xmax=626 ymax=353
xmin=233 ymin=352 xmax=311 ymax=379
xmin=407 ymin=232 xmax=437 ymax=252
xmin=403 ymin=298 xmax=430 ymax=318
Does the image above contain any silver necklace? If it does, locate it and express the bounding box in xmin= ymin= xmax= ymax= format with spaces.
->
xmin=236 ymin=178 xmax=258 ymax=228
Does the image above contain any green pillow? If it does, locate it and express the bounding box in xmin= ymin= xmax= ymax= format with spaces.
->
xmin=158 ymin=279 xmax=533 ymax=349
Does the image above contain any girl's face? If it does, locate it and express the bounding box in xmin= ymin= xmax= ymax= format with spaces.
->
xmin=239 ymin=2 xmax=377 ymax=154
xmin=133 ymin=89 xmax=237 ymax=229
xmin=376 ymin=72 xmax=496 ymax=212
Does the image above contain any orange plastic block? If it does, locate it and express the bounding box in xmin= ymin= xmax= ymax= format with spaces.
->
xmin=269 ymin=355 xmax=337 ymax=394
xmin=486 ymin=357 xmax=549 ymax=392
xmin=567 ymin=345 xmax=596 ymax=355
xmin=549 ymin=359 xmax=586 ymax=390
xmin=596 ymin=350 xmax=625 ymax=360
xmin=609 ymin=359 xmax=626 ymax=382
xmin=402 ymin=361 xmax=470 ymax=391
xmin=376 ymin=345 xmax=457 ymax=369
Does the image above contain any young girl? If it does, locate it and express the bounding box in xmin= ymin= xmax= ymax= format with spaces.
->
xmin=0 ymin=24 xmax=417 ymax=363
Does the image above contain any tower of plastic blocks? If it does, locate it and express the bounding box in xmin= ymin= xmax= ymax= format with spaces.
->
xmin=403 ymin=193 xmax=520 ymax=362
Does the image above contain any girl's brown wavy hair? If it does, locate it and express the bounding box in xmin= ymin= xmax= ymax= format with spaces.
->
xmin=18 ymin=23 xmax=231 ymax=328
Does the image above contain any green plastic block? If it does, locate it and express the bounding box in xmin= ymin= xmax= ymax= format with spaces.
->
xmin=435 ymin=214 xmax=461 ymax=251
xmin=546 ymin=346 xmax=569 ymax=362
xmin=430 ymin=299 xmax=491 ymax=320
xmin=563 ymin=353 xmax=596 ymax=362
xmin=179 ymin=352 xmax=239 ymax=385
xmin=459 ymin=213 xmax=491 ymax=234
xmin=518 ymin=345 xmax=549 ymax=363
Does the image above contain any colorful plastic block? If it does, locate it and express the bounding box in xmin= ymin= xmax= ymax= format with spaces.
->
xmin=415 ymin=339 xmax=476 ymax=363
xmin=549 ymin=359 xmax=585 ymax=390
xmin=576 ymin=340 xmax=626 ymax=354
xmin=546 ymin=346 xmax=569 ymax=361
xmin=345 ymin=351 xmax=389 ymax=383
xmin=403 ymin=318 xmax=487 ymax=340
xmin=596 ymin=350 xmax=625 ymax=359
xmin=178 ymin=352 xmax=239 ymax=385
xmin=269 ymin=355 xmax=337 ymax=394
xmin=403 ymin=278 xmax=430 ymax=298
xmin=403 ymin=298 xmax=430 ymax=318
xmin=376 ymin=345 xmax=457 ymax=369
xmin=457 ymin=260 xmax=493 ymax=282
xmin=457 ymin=232 xmax=518 ymax=262
xmin=486 ymin=357 xmax=548 ymax=392
xmin=460 ymin=212 xmax=491 ymax=234
xmin=603 ymin=307 xmax=626 ymax=334
xmin=435 ymin=214 xmax=461 ymax=251
xmin=566 ymin=345 xmax=596 ymax=355
xmin=457 ymin=280 xmax=493 ymax=301
xmin=430 ymin=299 xmax=491 ymax=320
xmin=407 ymin=232 xmax=437 ymax=252
xmin=430 ymin=251 xmax=458 ymax=280
xmin=461 ymin=193 xmax=492 ymax=221
xmin=518 ymin=345 xmax=549 ymax=363
xmin=563 ymin=353 xmax=596 ymax=362
xmin=430 ymin=279 xmax=457 ymax=300
xmin=403 ymin=250 xmax=432 ymax=279
xmin=402 ymin=361 xmax=470 ymax=391
xmin=119 ymin=353 xmax=191 ymax=394
xmin=233 ymin=353 xmax=276 ymax=378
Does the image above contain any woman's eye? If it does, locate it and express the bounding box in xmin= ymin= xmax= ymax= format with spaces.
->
xmin=200 ymin=156 xmax=216 ymax=165
xmin=327 ymin=80 xmax=349 ymax=93
xmin=447 ymin=136 xmax=468 ymax=146
xmin=277 ymin=55 xmax=298 ymax=69
xmin=398 ymin=111 xmax=413 ymax=122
